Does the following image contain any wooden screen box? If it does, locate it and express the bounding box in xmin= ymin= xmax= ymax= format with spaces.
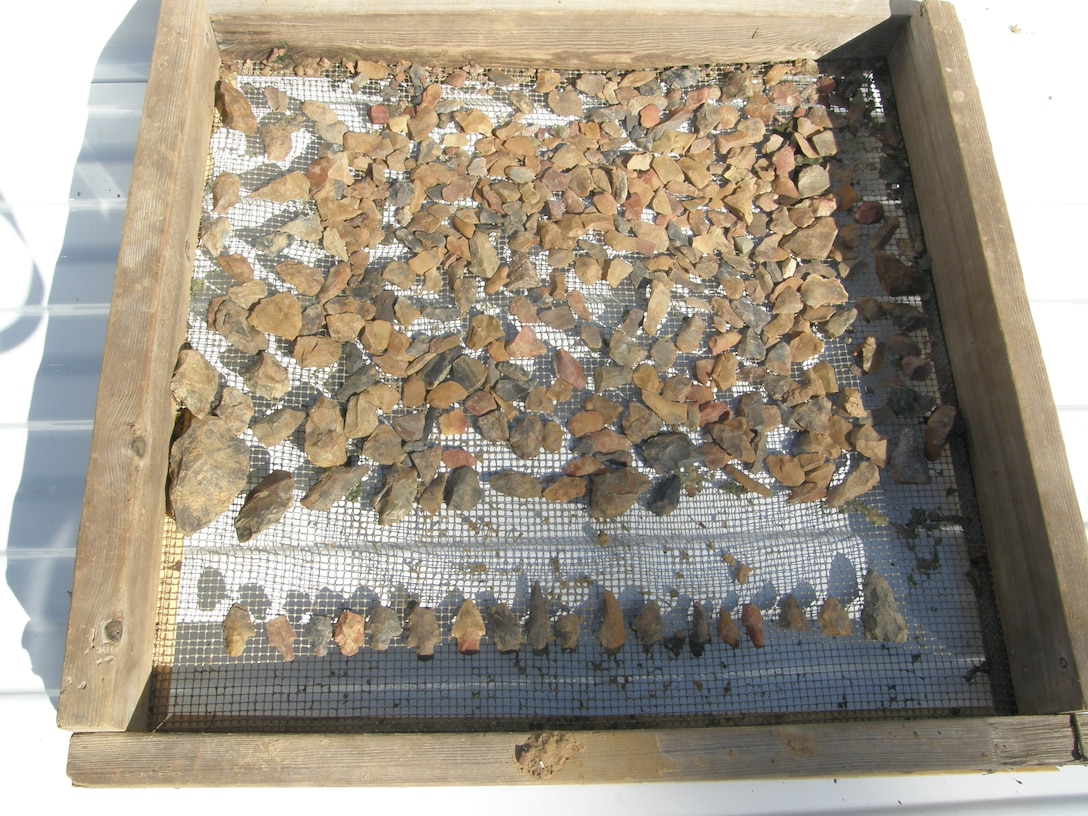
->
xmin=58 ymin=0 xmax=1088 ymax=785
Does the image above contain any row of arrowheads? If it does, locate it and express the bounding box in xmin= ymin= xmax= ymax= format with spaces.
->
xmin=221 ymin=571 xmax=907 ymax=660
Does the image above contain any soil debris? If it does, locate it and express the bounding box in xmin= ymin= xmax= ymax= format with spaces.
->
xmin=515 ymin=731 xmax=584 ymax=779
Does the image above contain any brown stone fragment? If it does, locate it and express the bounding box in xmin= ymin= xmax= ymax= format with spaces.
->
xmin=800 ymin=275 xmax=849 ymax=307
xmin=445 ymin=466 xmax=483 ymax=511
xmin=228 ymin=280 xmax=267 ymax=309
xmin=216 ymin=81 xmax=257 ymax=135
xmin=510 ymin=415 xmax=544 ymax=459
xmin=405 ymin=606 xmax=441 ymax=658
xmin=925 ymin=404 xmax=957 ymax=461
xmin=427 ymin=381 xmax=468 ymax=409
xmin=223 ymin=604 xmax=256 ymax=657
xmin=856 ymin=201 xmax=884 ymax=224
xmin=209 ymin=297 xmax=268 ymax=354
xmin=171 ymin=349 xmax=219 ymax=417
xmin=644 ymin=279 xmax=671 ymax=336
xmin=361 ymin=424 xmax=405 ymax=465
xmin=417 ymin=473 xmax=447 ymax=515
xmin=450 ymin=599 xmax=487 ymax=655
xmin=589 ymin=467 xmax=651 ymax=518
xmin=251 ymin=407 xmax=305 ymax=448
xmin=543 ymin=476 xmax=586 ymax=503
xmin=217 ymin=254 xmax=254 ymax=282
xmin=717 ymin=607 xmax=741 ymax=649
xmin=781 ymin=217 xmax=837 ymax=260
xmin=491 ymin=471 xmax=543 ymax=499
xmin=567 ymin=411 xmax=606 ymax=438
xmin=633 ymin=600 xmax=664 ymax=651
xmin=766 ymin=454 xmax=806 ymax=487
xmin=266 ymin=615 xmax=297 ymax=661
xmin=488 ymin=603 xmax=524 ymax=653
xmin=599 ymin=590 xmax=626 ymax=656
xmin=741 ymin=603 xmax=765 ymax=648
xmin=301 ymin=464 xmax=370 ymax=511
xmin=214 ymin=387 xmax=254 ymax=436
xmin=466 ymin=314 xmax=503 ymax=349
xmin=306 ymin=616 xmax=333 ymax=657
xmin=439 ymin=409 xmax=469 ymax=437
xmin=333 ymin=610 xmax=367 ymax=657
xmin=548 ymin=87 xmax=584 ymax=118
xmin=250 ymin=171 xmax=311 ymax=203
xmin=641 ymin=390 xmax=688 ymax=425
xmin=622 ymin=403 xmax=662 ymax=444
xmin=851 ymin=423 xmax=888 ymax=467
xmin=818 ymin=597 xmax=852 ymax=637
xmin=527 ymin=582 xmax=553 ymax=653
xmin=476 ymin=409 xmax=509 ymax=442
xmin=365 ymin=604 xmax=401 ymax=652
xmin=542 ymin=420 xmax=564 ymax=452
xmin=343 ymin=397 xmax=379 ymax=440
xmin=778 ymin=594 xmax=808 ymax=631
xmin=725 ymin=464 xmax=772 ymax=498
xmin=373 ymin=464 xmax=417 ymax=525
xmin=168 ymin=417 xmax=251 ymax=536
xmin=862 ymin=570 xmax=908 ymax=643
xmin=260 ymin=117 xmax=299 ymax=162
xmin=826 ymin=461 xmax=880 ymax=509
xmin=235 ymin=470 xmax=295 ymax=542
xmin=304 ymin=396 xmax=347 ymax=468
xmin=249 ymin=291 xmax=302 ymax=340
xmin=875 ymin=252 xmax=925 ymax=297
xmin=469 ymin=231 xmax=500 ymax=279
xmin=294 ymin=335 xmax=342 ymax=369
xmin=555 ymin=613 xmax=581 ymax=651
xmin=211 ymin=172 xmax=241 ymax=213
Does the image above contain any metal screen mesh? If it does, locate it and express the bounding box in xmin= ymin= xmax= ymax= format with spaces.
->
xmin=149 ymin=61 xmax=1013 ymax=732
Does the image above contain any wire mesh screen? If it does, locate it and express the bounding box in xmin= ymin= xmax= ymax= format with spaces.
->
xmin=149 ymin=60 xmax=1013 ymax=732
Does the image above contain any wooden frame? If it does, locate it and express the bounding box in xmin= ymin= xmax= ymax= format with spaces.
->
xmin=58 ymin=0 xmax=1088 ymax=785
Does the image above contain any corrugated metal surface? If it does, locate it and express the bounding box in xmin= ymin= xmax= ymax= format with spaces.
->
xmin=1 ymin=0 xmax=1084 ymax=808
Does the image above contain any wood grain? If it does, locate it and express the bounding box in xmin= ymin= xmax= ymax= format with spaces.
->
xmin=206 ymin=0 xmax=905 ymax=67
xmin=67 ymin=714 xmax=1085 ymax=786
xmin=56 ymin=0 xmax=220 ymax=731
xmin=889 ymin=0 xmax=1088 ymax=713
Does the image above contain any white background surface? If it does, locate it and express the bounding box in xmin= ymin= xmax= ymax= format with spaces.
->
xmin=0 ymin=0 xmax=1085 ymax=810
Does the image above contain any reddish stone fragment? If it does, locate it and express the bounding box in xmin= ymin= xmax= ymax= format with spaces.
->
xmin=555 ymin=348 xmax=587 ymax=390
